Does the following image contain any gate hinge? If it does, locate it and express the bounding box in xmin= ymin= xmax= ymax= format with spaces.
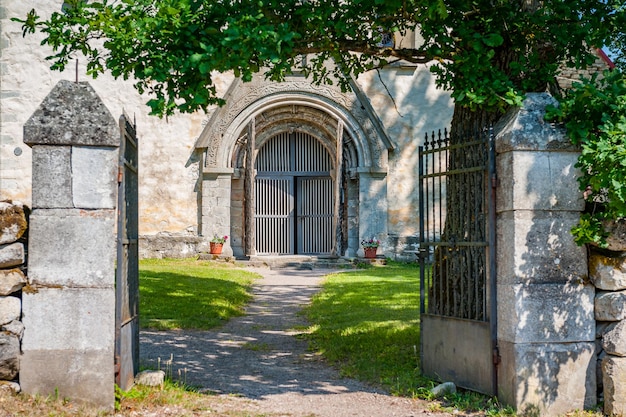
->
xmin=118 ymin=167 xmax=124 ymax=183
xmin=114 ymin=355 xmax=121 ymax=376
xmin=491 ymin=174 xmax=498 ymax=189
xmin=492 ymin=346 xmax=501 ymax=365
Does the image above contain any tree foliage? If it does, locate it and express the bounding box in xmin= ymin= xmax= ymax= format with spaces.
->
xmin=547 ymin=69 xmax=626 ymax=246
xmin=15 ymin=0 xmax=625 ymax=116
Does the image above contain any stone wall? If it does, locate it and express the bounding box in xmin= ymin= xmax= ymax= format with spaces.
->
xmin=590 ymin=220 xmax=626 ymax=416
xmin=0 ymin=200 xmax=27 ymax=392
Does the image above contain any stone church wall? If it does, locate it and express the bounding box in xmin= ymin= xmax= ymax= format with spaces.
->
xmin=1 ymin=1 xmax=455 ymax=259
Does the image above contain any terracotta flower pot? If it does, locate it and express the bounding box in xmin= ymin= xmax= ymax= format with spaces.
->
xmin=364 ymin=247 xmax=378 ymax=259
xmin=209 ymin=242 xmax=223 ymax=255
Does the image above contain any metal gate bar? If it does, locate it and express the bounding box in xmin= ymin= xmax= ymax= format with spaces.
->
xmin=115 ymin=113 xmax=139 ymax=390
xmin=418 ymin=127 xmax=497 ymax=395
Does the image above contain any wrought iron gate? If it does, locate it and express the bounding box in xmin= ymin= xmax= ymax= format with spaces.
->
xmin=418 ymin=128 xmax=498 ymax=395
xmin=115 ymin=113 xmax=139 ymax=390
xmin=254 ymin=132 xmax=334 ymax=255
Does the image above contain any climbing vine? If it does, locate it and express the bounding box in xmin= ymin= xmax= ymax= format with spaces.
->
xmin=547 ymin=69 xmax=626 ymax=247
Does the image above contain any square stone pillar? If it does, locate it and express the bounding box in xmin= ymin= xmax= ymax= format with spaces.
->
xmin=356 ymin=169 xmax=388 ymax=257
xmin=494 ymin=93 xmax=595 ymax=415
xmin=21 ymin=81 xmax=119 ymax=409
xmin=201 ymin=169 xmax=233 ymax=257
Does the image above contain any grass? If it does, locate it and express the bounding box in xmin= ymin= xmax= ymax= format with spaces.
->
xmin=302 ymin=260 xmax=517 ymax=416
xmin=139 ymin=258 xmax=261 ymax=330
xmin=302 ymin=261 xmax=427 ymax=393
xmin=0 ymin=381 xmax=270 ymax=416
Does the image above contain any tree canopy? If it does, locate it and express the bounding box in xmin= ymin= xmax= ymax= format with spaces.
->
xmin=17 ymin=0 xmax=625 ymax=116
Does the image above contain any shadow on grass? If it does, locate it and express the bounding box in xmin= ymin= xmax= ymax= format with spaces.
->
xmin=139 ymin=263 xmax=258 ymax=330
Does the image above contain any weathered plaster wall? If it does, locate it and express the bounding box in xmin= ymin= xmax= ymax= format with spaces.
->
xmin=0 ymin=1 xmax=215 ymax=237
xmin=356 ymin=64 xmax=453 ymax=246
xmin=1 ymin=1 xmax=454 ymax=256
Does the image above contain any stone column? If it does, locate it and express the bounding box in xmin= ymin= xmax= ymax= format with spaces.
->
xmin=356 ymin=169 xmax=388 ymax=257
xmin=494 ymin=93 xmax=595 ymax=415
xmin=201 ymin=169 xmax=233 ymax=257
xmin=21 ymin=80 xmax=119 ymax=409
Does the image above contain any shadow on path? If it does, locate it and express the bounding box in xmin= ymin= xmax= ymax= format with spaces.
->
xmin=139 ymin=267 xmax=449 ymax=417
xmin=140 ymin=268 xmax=382 ymax=398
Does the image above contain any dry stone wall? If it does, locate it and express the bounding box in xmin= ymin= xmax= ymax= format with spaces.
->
xmin=591 ymin=220 xmax=626 ymax=416
xmin=0 ymin=200 xmax=27 ymax=392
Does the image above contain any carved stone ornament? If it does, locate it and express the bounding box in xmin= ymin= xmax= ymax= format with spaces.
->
xmin=194 ymin=72 xmax=393 ymax=171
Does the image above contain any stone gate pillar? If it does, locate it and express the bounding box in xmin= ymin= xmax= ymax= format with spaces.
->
xmin=21 ymin=80 xmax=119 ymax=409
xmin=494 ymin=93 xmax=595 ymax=415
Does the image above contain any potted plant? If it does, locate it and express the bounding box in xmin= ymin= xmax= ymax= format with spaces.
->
xmin=210 ymin=234 xmax=228 ymax=255
xmin=361 ymin=237 xmax=380 ymax=259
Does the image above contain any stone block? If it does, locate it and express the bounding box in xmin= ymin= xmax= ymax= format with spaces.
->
xmin=602 ymin=320 xmax=626 ymax=356
xmin=0 ymin=296 xmax=21 ymax=326
xmin=21 ymin=288 xmax=114 ymax=350
xmin=494 ymin=93 xmax=573 ymax=153
xmin=498 ymin=340 xmax=596 ymax=416
xmin=603 ymin=355 xmax=626 ymax=416
xmin=28 ymin=209 xmax=116 ymax=287
xmin=2 ymin=320 xmax=24 ymax=339
xmin=602 ymin=219 xmax=626 ymax=252
xmin=23 ymin=80 xmax=119 ymax=147
xmin=0 ymin=333 xmax=19 ymax=380
xmin=20 ymin=349 xmax=114 ymax=410
xmin=0 ymin=242 xmax=24 ymax=269
xmin=0 ymin=201 xmax=27 ymax=244
xmin=31 ymin=146 xmax=73 ymax=208
xmin=596 ymin=291 xmax=626 ymax=321
xmin=72 ymin=146 xmax=118 ymax=209
xmin=497 ymin=210 xmax=587 ymax=285
xmin=498 ymin=282 xmax=594 ymax=344
xmin=590 ymin=252 xmax=626 ymax=291
xmin=496 ymin=151 xmax=583 ymax=212
xmin=0 ymin=268 xmax=26 ymax=295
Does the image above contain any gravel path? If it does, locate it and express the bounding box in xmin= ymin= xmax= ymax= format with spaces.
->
xmin=139 ymin=267 xmax=453 ymax=417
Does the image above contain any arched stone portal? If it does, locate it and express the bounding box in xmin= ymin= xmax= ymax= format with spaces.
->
xmin=195 ymin=74 xmax=393 ymax=258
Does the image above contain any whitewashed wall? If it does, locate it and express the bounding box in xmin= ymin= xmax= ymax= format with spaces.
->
xmin=0 ymin=0 xmax=453 ymax=247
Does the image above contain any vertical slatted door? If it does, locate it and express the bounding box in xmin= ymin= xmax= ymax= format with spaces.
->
xmin=255 ymin=178 xmax=294 ymax=255
xmin=254 ymin=131 xmax=334 ymax=255
xmin=297 ymin=177 xmax=334 ymax=254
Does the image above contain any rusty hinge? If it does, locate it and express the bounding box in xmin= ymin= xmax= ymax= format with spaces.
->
xmin=114 ymin=355 xmax=121 ymax=377
xmin=492 ymin=346 xmax=501 ymax=365
xmin=118 ymin=167 xmax=124 ymax=183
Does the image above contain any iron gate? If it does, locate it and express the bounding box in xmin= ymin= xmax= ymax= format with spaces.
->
xmin=254 ymin=131 xmax=334 ymax=255
xmin=418 ymin=128 xmax=498 ymax=395
xmin=115 ymin=113 xmax=139 ymax=390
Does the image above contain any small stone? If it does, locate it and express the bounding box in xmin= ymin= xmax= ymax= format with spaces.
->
xmin=2 ymin=320 xmax=24 ymax=339
xmin=0 ymin=296 xmax=20 ymax=326
xmin=0 ymin=202 xmax=27 ymax=245
xmin=135 ymin=370 xmax=165 ymax=387
xmin=0 ymin=269 xmax=26 ymax=296
xmin=590 ymin=253 xmax=626 ymax=291
xmin=602 ymin=219 xmax=626 ymax=252
xmin=0 ymin=381 xmax=21 ymax=394
xmin=603 ymin=320 xmax=626 ymax=356
xmin=0 ymin=333 xmax=19 ymax=380
xmin=431 ymin=382 xmax=456 ymax=397
xmin=595 ymin=291 xmax=626 ymax=321
xmin=0 ymin=243 xmax=25 ymax=269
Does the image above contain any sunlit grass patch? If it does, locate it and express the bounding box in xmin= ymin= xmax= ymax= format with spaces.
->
xmin=139 ymin=258 xmax=261 ymax=330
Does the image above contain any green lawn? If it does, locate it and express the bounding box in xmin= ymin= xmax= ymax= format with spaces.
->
xmin=139 ymin=258 xmax=261 ymax=330
xmin=302 ymin=261 xmax=516 ymax=415
xmin=302 ymin=261 xmax=429 ymax=397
